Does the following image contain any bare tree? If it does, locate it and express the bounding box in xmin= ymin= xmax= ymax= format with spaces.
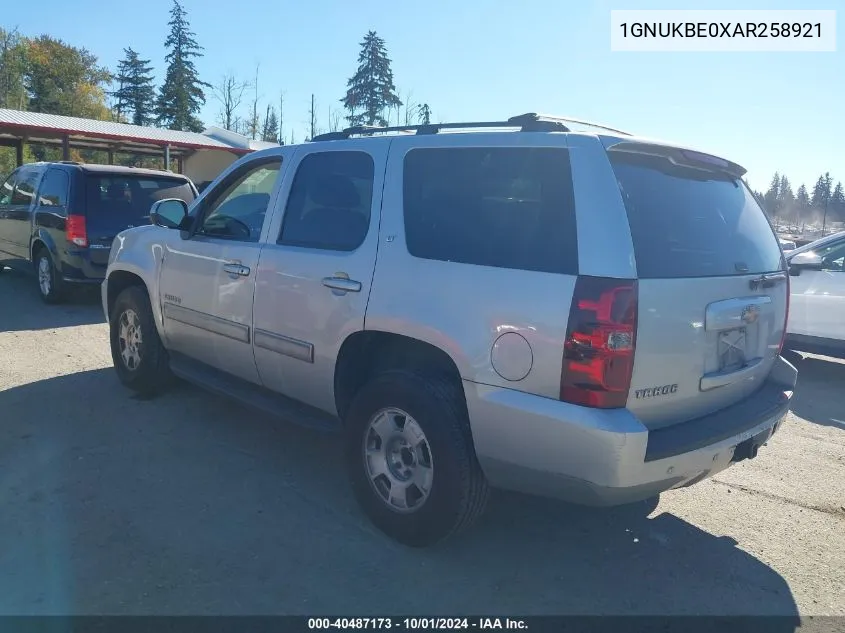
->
xmin=230 ymin=115 xmax=247 ymax=136
xmin=278 ymin=91 xmax=285 ymax=145
xmin=328 ymin=106 xmax=342 ymax=132
xmin=248 ymin=63 xmax=260 ymax=140
xmin=308 ymin=93 xmax=317 ymax=140
xmin=403 ymin=90 xmax=416 ymax=126
xmin=212 ymin=72 xmax=249 ymax=131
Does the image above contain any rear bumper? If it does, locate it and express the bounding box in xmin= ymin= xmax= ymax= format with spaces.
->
xmin=465 ymin=355 xmax=797 ymax=506
xmin=59 ymin=246 xmax=108 ymax=282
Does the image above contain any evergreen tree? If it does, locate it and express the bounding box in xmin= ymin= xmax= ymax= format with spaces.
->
xmin=341 ymin=31 xmax=402 ymax=127
xmin=261 ymin=104 xmax=279 ymax=143
xmin=777 ymin=175 xmax=794 ymax=218
xmin=113 ymin=47 xmax=156 ymax=125
xmin=811 ymin=173 xmax=833 ymax=209
xmin=796 ymin=184 xmax=811 ymax=223
xmin=155 ymin=0 xmax=209 ymax=131
xmin=831 ymin=182 xmax=845 ymax=222
xmin=763 ymin=172 xmax=780 ymax=216
xmin=112 ymin=54 xmax=130 ymax=121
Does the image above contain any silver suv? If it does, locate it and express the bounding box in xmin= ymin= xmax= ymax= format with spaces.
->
xmin=102 ymin=113 xmax=797 ymax=547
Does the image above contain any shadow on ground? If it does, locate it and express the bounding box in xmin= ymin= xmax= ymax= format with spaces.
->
xmin=785 ymin=353 xmax=845 ymax=430
xmin=0 ymin=267 xmax=102 ymax=332
xmin=0 ymin=368 xmax=800 ymax=622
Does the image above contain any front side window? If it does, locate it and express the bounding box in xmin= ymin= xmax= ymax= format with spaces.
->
xmin=37 ymin=169 xmax=70 ymax=208
xmin=0 ymin=172 xmax=17 ymax=205
xmin=403 ymin=147 xmax=578 ymax=274
xmin=198 ymin=159 xmax=282 ymax=242
xmin=11 ymin=170 xmax=38 ymax=206
xmin=817 ymin=240 xmax=845 ymax=272
xmin=278 ymin=151 xmax=374 ymax=251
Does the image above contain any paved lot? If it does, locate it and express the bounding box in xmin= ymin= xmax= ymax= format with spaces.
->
xmin=0 ymin=267 xmax=843 ymax=618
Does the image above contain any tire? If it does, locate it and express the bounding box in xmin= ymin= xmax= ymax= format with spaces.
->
xmin=34 ymin=248 xmax=67 ymax=304
xmin=344 ymin=370 xmax=490 ymax=547
xmin=109 ymin=285 xmax=171 ymax=395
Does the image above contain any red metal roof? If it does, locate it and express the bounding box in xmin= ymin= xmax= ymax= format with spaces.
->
xmin=0 ymin=108 xmax=252 ymax=154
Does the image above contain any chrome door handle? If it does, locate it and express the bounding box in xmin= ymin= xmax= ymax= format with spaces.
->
xmin=223 ymin=263 xmax=250 ymax=276
xmin=322 ymin=277 xmax=362 ymax=293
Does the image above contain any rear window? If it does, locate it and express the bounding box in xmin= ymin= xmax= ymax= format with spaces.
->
xmin=609 ymin=151 xmax=783 ymax=278
xmin=403 ymin=147 xmax=578 ymax=275
xmin=85 ymin=175 xmax=195 ymax=224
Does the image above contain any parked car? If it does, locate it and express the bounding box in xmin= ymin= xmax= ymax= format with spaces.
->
xmin=785 ymin=230 xmax=845 ymax=358
xmin=102 ymin=114 xmax=797 ymax=546
xmin=0 ymin=162 xmax=196 ymax=303
xmin=779 ymin=237 xmax=796 ymax=253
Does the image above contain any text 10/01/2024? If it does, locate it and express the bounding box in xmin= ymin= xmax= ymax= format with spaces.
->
xmin=307 ymin=618 xmax=528 ymax=630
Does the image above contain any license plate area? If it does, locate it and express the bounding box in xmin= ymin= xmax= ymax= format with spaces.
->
xmin=718 ymin=326 xmax=747 ymax=371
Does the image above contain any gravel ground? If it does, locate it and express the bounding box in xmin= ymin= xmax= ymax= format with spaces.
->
xmin=0 ymin=267 xmax=843 ymax=619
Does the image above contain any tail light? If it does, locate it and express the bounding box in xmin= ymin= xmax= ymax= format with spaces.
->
xmin=560 ymin=276 xmax=638 ymax=409
xmin=66 ymin=214 xmax=88 ymax=247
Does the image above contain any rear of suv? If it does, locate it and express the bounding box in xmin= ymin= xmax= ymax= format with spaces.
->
xmin=102 ymin=114 xmax=797 ymax=546
xmin=0 ymin=162 xmax=196 ymax=303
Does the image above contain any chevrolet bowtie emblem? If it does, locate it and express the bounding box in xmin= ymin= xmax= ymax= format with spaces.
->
xmin=741 ymin=305 xmax=760 ymax=324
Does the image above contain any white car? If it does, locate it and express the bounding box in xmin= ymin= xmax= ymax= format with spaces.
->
xmin=785 ymin=230 xmax=845 ymax=358
xmin=779 ymin=238 xmax=796 ymax=253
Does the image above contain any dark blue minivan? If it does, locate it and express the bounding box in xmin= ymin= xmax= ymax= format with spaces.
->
xmin=0 ymin=162 xmax=196 ymax=303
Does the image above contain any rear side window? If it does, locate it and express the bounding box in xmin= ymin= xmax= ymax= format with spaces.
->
xmin=37 ymin=169 xmax=70 ymax=208
xmin=609 ymin=151 xmax=783 ymax=278
xmin=278 ymin=151 xmax=374 ymax=251
xmin=85 ymin=175 xmax=195 ymax=224
xmin=403 ymin=147 xmax=578 ymax=275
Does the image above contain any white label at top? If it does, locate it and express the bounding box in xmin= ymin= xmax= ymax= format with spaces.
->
xmin=611 ymin=10 xmax=836 ymax=52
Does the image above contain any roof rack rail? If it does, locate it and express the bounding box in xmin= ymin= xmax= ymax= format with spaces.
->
xmin=309 ymin=112 xmax=631 ymax=142
xmin=512 ymin=113 xmax=633 ymax=136
xmin=311 ymin=115 xmax=570 ymax=142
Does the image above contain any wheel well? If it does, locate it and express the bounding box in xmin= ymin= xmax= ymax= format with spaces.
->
xmin=107 ymin=271 xmax=147 ymax=318
xmin=334 ymin=331 xmax=464 ymax=420
xmin=31 ymin=239 xmax=46 ymax=261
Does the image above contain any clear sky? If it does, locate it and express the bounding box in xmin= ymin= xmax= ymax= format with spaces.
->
xmin=4 ymin=0 xmax=842 ymax=191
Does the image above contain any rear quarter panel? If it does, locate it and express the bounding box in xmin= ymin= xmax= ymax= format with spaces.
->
xmin=365 ymin=133 xmax=579 ymax=399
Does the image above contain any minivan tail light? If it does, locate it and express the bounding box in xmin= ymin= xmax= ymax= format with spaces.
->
xmin=560 ymin=276 xmax=638 ymax=409
xmin=66 ymin=215 xmax=88 ymax=247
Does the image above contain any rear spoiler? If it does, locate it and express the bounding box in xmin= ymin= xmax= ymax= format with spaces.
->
xmin=605 ymin=140 xmax=747 ymax=179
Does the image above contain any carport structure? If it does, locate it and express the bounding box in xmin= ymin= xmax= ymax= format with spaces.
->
xmin=0 ymin=108 xmax=277 ymax=185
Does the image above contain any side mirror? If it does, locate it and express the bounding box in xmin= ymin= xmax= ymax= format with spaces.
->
xmin=150 ymin=199 xmax=189 ymax=229
xmin=787 ymin=251 xmax=823 ymax=276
